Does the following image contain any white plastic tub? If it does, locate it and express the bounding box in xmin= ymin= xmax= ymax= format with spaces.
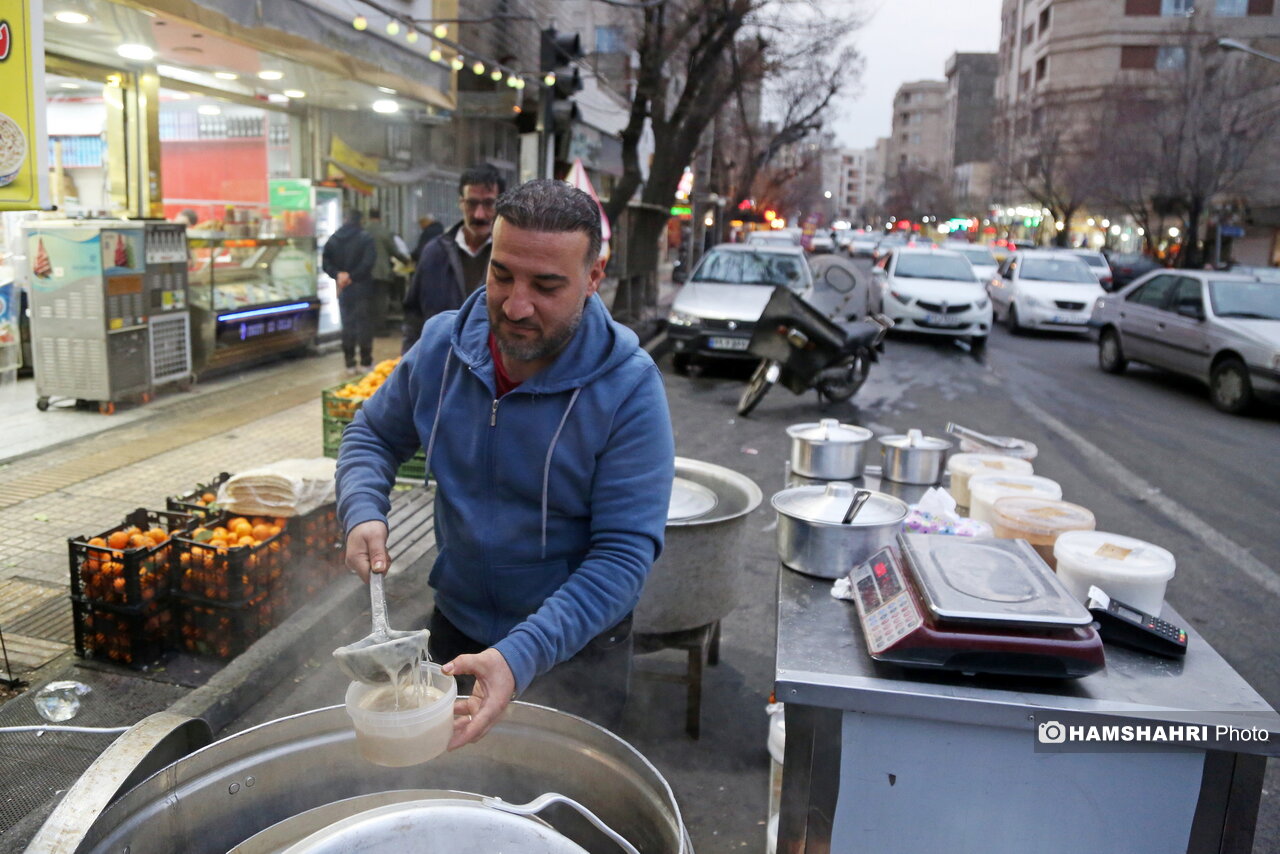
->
xmin=345 ymin=662 xmax=457 ymax=767
xmin=946 ymin=453 xmax=1034 ymax=507
xmin=967 ymin=474 xmax=1062 ymax=525
xmin=1054 ymin=531 xmax=1176 ymax=615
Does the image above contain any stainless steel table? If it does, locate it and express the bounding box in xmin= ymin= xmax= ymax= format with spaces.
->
xmin=774 ymin=566 xmax=1279 ymax=854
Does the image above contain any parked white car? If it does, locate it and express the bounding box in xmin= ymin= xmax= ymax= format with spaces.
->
xmin=1065 ymin=248 xmax=1114 ymax=291
xmin=948 ymin=243 xmax=1000 ymax=283
xmin=871 ymin=247 xmax=993 ymax=350
xmin=988 ymin=251 xmax=1106 ymax=334
xmin=667 ymin=244 xmax=814 ymax=372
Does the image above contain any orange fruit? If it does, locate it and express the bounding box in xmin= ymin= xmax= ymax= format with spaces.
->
xmin=213 ymin=526 xmax=228 ymax=539
xmin=146 ymin=528 xmax=167 ymax=544
xmin=107 ymin=531 xmax=130 ymax=550
xmin=88 ymin=536 xmax=107 ymax=548
xmin=201 ymin=492 xmax=217 ymax=503
xmin=227 ymin=517 xmax=249 ymax=530
xmin=233 ymin=521 xmax=253 ymax=539
xmin=237 ymin=535 xmax=254 ymax=547
xmin=251 ymin=524 xmax=273 ymax=541
xmin=128 ymin=533 xmax=149 ymax=549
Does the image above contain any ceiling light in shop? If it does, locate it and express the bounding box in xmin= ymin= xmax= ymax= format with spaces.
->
xmin=169 ymin=92 xmax=191 ymax=100
xmin=472 ymin=61 xmax=485 ymax=75
xmin=283 ymin=89 xmax=306 ymax=99
xmin=543 ymin=72 xmax=556 ymax=86
xmin=197 ymin=104 xmax=222 ymax=115
xmin=514 ymin=77 xmax=526 ymax=90
xmin=429 ymin=48 xmax=442 ymax=62
xmin=258 ymin=70 xmax=284 ymax=80
xmin=214 ymin=71 xmax=238 ymax=80
xmin=54 ymin=11 xmax=90 ymax=24
xmin=450 ymin=57 xmax=465 ymax=71
xmin=377 ymin=86 xmax=396 ymax=94
xmin=406 ymin=30 xmax=419 ymax=44
xmin=353 ymin=15 xmax=368 ymax=31
xmin=117 ymin=43 xmax=156 ymax=61
xmin=266 ymin=94 xmax=289 ymax=104
xmin=372 ymin=99 xmax=399 ymax=114
xmin=386 ymin=20 xmax=400 ymax=35
xmin=433 ymin=24 xmax=448 ymax=39
xmin=490 ymin=69 xmax=503 ymax=81
xmin=156 ymin=65 xmax=184 ymax=77
xmin=59 ymin=82 xmax=81 ymax=89
xmin=506 ymin=75 xmax=517 ymax=88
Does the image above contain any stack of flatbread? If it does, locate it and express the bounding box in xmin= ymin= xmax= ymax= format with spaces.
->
xmin=215 ymin=458 xmax=337 ymax=517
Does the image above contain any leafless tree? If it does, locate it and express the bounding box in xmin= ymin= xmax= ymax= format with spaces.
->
xmin=602 ymin=0 xmax=863 ymax=319
xmin=882 ymin=166 xmax=950 ymax=223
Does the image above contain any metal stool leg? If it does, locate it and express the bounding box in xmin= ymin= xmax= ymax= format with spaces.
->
xmin=708 ymin=620 xmax=721 ymax=666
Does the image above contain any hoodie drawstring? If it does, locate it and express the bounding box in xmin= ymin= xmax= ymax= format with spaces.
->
xmin=422 ymin=348 xmax=452 ymax=475
xmin=541 ymin=387 xmax=582 ymax=559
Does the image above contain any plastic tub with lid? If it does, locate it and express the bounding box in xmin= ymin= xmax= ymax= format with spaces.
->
xmin=1053 ymin=531 xmax=1176 ymax=615
xmin=947 ymin=453 xmax=1034 ymax=507
xmin=345 ymin=662 xmax=457 ymax=767
xmin=990 ymin=496 xmax=1095 ymax=569
xmin=967 ymin=473 xmax=1062 ymax=525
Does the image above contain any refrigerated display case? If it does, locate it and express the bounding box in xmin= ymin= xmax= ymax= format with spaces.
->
xmin=186 ymin=234 xmax=320 ymax=375
xmin=313 ymin=186 xmax=343 ymax=340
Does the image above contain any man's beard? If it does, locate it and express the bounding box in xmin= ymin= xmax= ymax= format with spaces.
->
xmin=493 ymin=303 xmax=585 ymax=362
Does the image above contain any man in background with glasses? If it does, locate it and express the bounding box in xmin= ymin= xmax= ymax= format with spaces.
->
xmin=402 ymin=164 xmax=507 ymax=352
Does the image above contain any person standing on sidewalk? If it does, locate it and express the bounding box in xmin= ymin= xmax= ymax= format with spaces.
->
xmin=364 ymin=208 xmax=411 ymax=336
xmin=401 ymin=164 xmax=505 ymax=353
xmin=411 ymin=214 xmax=444 ymax=261
xmin=322 ymin=210 xmax=377 ymax=375
xmin=338 ymin=179 xmax=675 ymax=748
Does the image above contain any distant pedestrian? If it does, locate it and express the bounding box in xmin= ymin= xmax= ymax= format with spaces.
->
xmin=412 ymin=215 xmax=444 ymax=261
xmin=365 ymin=208 xmax=411 ymax=335
xmin=401 ymin=163 xmax=506 ymax=353
xmin=322 ymin=210 xmax=377 ymax=375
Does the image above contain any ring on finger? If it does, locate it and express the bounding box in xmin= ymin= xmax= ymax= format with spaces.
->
xmin=468 ymin=713 xmax=474 ymax=723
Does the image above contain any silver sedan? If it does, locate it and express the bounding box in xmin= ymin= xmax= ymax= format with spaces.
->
xmin=1090 ymin=269 xmax=1280 ymax=414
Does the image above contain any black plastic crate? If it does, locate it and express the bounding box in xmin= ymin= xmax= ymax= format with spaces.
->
xmin=287 ymin=504 xmax=344 ymax=597
xmin=68 ymin=508 xmax=196 ymax=607
xmin=174 ymin=592 xmax=279 ymax=659
xmin=166 ymin=472 xmax=232 ymax=521
xmin=172 ymin=512 xmax=291 ymax=602
xmin=71 ymin=596 xmax=171 ymax=669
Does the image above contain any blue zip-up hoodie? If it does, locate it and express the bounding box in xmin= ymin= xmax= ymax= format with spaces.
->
xmin=337 ymin=286 xmax=675 ymax=694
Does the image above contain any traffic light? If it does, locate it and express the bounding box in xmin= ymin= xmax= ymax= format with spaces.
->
xmin=540 ymin=27 xmax=583 ymax=135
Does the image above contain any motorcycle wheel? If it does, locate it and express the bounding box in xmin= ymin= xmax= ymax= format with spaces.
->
xmin=816 ymin=349 xmax=871 ymax=403
xmin=738 ymin=359 xmax=778 ymax=416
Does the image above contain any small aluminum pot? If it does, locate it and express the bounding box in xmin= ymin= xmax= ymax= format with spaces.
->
xmin=772 ymin=481 xmax=909 ymax=579
xmin=880 ymin=429 xmax=952 ymax=485
xmin=787 ymin=418 xmax=874 ymax=480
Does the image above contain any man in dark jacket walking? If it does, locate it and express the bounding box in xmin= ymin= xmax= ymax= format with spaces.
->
xmin=401 ymin=164 xmax=506 ymax=352
xmin=322 ymin=209 xmax=377 ymax=374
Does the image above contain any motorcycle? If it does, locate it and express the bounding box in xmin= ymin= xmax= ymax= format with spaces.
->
xmin=737 ymin=285 xmax=893 ymax=416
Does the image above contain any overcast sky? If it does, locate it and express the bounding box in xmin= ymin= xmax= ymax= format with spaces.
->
xmin=829 ymin=0 xmax=1004 ymax=151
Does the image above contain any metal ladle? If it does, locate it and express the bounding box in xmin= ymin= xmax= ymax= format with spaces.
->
xmin=332 ymin=572 xmax=432 ymax=685
xmin=945 ymin=422 xmax=1020 ymax=451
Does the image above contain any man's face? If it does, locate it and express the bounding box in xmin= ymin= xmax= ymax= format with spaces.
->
xmin=486 ymin=219 xmax=603 ymax=366
xmin=459 ymin=183 xmax=500 ymax=243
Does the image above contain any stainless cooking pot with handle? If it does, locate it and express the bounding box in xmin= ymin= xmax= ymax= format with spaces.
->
xmin=772 ymin=481 xmax=908 ymax=579
xmin=879 ymin=429 xmax=952 ymax=485
xmin=786 ymin=418 xmax=874 ymax=480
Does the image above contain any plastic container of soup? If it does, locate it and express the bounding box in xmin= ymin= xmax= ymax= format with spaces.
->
xmin=1053 ymin=531 xmax=1176 ymax=615
xmin=946 ymin=453 xmax=1034 ymax=507
xmin=990 ymin=496 xmax=1095 ymax=569
xmin=967 ymin=474 xmax=1062 ymax=525
xmin=345 ymin=662 xmax=457 ymax=767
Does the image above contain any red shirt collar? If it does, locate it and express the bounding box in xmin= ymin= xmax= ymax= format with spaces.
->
xmin=488 ymin=332 xmax=521 ymax=397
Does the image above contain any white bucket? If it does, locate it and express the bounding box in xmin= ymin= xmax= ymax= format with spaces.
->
xmin=1054 ymin=531 xmax=1176 ymax=615
xmin=345 ymin=662 xmax=457 ymax=767
xmin=946 ymin=453 xmax=1034 ymax=507
xmin=967 ymin=474 xmax=1062 ymax=525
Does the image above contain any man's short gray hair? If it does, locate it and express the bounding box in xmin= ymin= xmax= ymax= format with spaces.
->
xmin=495 ymin=179 xmax=603 ymax=268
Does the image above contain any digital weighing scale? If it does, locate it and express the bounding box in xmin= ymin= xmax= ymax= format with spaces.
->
xmin=849 ymin=534 xmax=1105 ymax=678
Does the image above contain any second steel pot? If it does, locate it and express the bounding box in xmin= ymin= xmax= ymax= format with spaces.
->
xmin=786 ymin=418 xmax=874 ymax=480
xmin=879 ymin=429 xmax=952 ymax=485
xmin=771 ymin=481 xmax=908 ymax=579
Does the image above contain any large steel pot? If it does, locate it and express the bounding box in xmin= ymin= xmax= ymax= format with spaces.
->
xmin=34 ymin=703 xmax=689 ymax=854
xmin=879 ymin=429 xmax=952 ymax=485
xmin=786 ymin=419 xmax=874 ymax=480
xmin=635 ymin=458 xmax=762 ymax=634
xmin=771 ymin=481 xmax=908 ymax=579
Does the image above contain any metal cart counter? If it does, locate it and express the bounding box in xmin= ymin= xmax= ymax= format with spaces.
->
xmin=774 ymin=567 xmax=1279 ymax=854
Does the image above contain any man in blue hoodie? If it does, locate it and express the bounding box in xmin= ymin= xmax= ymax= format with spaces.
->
xmin=337 ymin=179 xmax=675 ymax=748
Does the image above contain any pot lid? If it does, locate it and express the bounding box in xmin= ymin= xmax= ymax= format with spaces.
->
xmin=786 ymin=418 xmax=873 ymax=444
xmin=1053 ymin=531 xmax=1176 ymax=580
xmin=668 ymin=476 xmax=719 ymax=522
xmin=771 ymin=481 xmax=908 ymax=526
xmin=879 ymin=428 xmax=951 ymax=451
xmin=946 ymin=453 xmax=1034 ymax=478
xmin=991 ymin=497 xmax=1095 ymax=536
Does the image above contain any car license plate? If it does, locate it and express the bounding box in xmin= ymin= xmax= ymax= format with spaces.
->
xmin=1052 ymin=314 xmax=1081 ymax=325
xmin=924 ymin=313 xmax=964 ymax=327
xmin=707 ymin=336 xmax=749 ymax=351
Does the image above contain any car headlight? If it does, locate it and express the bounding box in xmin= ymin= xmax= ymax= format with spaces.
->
xmin=974 ymin=297 xmax=989 ymax=310
xmin=889 ymin=290 xmax=913 ymax=306
xmin=668 ymin=310 xmax=699 ymax=326
xmin=1024 ymin=295 xmax=1048 ymax=309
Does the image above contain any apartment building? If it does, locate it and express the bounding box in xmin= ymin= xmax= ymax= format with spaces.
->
xmin=887 ymin=80 xmax=948 ymax=177
xmin=943 ymin=53 xmax=999 ymax=208
xmin=820 ymin=148 xmax=872 ymax=222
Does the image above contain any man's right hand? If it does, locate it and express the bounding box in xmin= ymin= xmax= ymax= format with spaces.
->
xmin=336 ymin=271 xmax=351 ymax=290
xmin=345 ymin=520 xmax=389 ymax=582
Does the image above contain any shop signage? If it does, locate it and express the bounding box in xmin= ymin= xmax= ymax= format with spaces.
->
xmin=0 ymin=0 xmax=48 ymax=211
xmin=269 ymin=179 xmax=312 ymax=213
xmin=0 ymin=281 xmax=17 ymax=356
xmin=327 ymin=135 xmax=378 ymax=196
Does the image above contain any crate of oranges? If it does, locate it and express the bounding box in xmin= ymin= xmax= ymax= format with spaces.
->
xmin=322 ymin=358 xmax=400 ymax=419
xmin=69 ymin=508 xmax=196 ymax=607
xmin=172 ymin=513 xmax=290 ymax=603
xmin=287 ymin=504 xmax=344 ymax=598
xmin=175 ymin=592 xmax=281 ymax=660
xmin=71 ymin=597 xmax=171 ymax=668
xmin=166 ymin=472 xmax=232 ymax=521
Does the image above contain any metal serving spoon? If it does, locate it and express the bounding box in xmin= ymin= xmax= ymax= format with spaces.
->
xmin=332 ymin=572 xmax=431 ymax=685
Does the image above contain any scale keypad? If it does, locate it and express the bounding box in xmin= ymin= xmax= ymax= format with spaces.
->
xmin=849 ymin=548 xmax=924 ymax=654
xmin=863 ymin=593 xmax=923 ymax=653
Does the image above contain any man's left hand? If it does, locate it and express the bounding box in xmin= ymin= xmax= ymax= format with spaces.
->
xmin=444 ymin=649 xmax=516 ymax=750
